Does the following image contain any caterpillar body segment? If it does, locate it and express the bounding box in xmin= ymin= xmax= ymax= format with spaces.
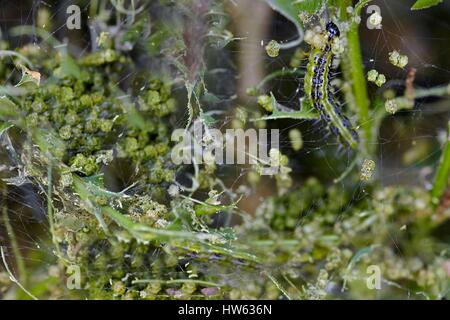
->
xmin=303 ymin=22 xmax=359 ymax=149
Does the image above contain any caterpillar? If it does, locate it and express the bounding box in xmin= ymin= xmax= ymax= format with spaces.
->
xmin=304 ymin=22 xmax=359 ymax=149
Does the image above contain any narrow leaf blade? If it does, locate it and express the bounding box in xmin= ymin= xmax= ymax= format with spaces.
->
xmin=411 ymin=0 xmax=443 ymax=10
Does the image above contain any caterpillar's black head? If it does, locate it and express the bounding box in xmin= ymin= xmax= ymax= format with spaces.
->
xmin=326 ymin=21 xmax=340 ymax=39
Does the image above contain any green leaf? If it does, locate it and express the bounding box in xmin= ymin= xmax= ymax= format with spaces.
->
xmin=200 ymin=111 xmax=217 ymax=126
xmin=81 ymin=173 xmax=105 ymax=188
xmin=126 ymin=105 xmax=147 ymax=130
xmin=293 ymin=0 xmax=324 ymax=12
xmin=146 ymin=29 xmax=170 ymax=55
xmin=264 ymin=0 xmax=322 ymax=49
xmin=0 ymin=96 xmax=20 ymax=119
xmin=431 ymin=121 xmax=450 ymax=205
xmin=252 ymin=94 xmax=319 ymax=121
xmin=59 ymin=54 xmax=81 ymax=79
xmin=258 ymin=110 xmax=318 ymax=121
xmin=411 ymin=0 xmax=443 ymax=10
xmin=202 ymin=92 xmax=221 ymax=105
xmin=15 ymin=65 xmax=40 ymax=88
xmin=32 ymin=129 xmax=66 ymax=160
xmin=194 ymin=203 xmax=234 ymax=216
xmin=122 ymin=17 xmax=149 ymax=45
xmin=0 ymin=122 xmax=13 ymax=136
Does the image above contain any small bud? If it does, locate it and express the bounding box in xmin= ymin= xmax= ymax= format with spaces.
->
xmin=257 ymin=95 xmax=273 ymax=112
xmin=168 ymin=184 xmax=180 ymax=197
xmin=389 ymin=50 xmax=401 ymax=66
xmin=331 ymin=37 xmax=344 ymax=55
xmin=304 ymin=30 xmax=315 ymax=45
xmin=96 ymin=32 xmax=110 ymax=48
xmin=360 ymin=159 xmax=376 ymax=181
xmin=269 ymin=148 xmax=282 ymax=167
xmin=375 ymin=74 xmax=386 ymax=87
xmin=353 ymin=16 xmax=362 ymax=25
xmin=367 ymin=69 xmax=379 ymax=82
xmin=289 ymin=129 xmax=303 ymax=151
xmin=398 ymin=55 xmax=408 ymax=68
xmin=265 ymin=40 xmax=280 ymax=58
xmin=385 ymin=99 xmax=398 ymax=114
xmin=389 ymin=50 xmax=408 ymax=68
xmin=311 ymin=34 xmax=327 ymax=49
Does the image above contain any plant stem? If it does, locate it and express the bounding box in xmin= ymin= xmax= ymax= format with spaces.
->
xmin=132 ymin=279 xmax=223 ymax=287
xmin=347 ymin=31 xmax=370 ymax=139
xmin=2 ymin=186 xmax=27 ymax=286
xmin=89 ymin=0 xmax=99 ymax=18
xmin=47 ymin=163 xmax=58 ymax=253
xmin=0 ymin=246 xmax=37 ymax=300
xmin=431 ymin=121 xmax=450 ymax=205
xmin=341 ymin=0 xmax=372 ymax=154
xmin=265 ymin=272 xmax=292 ymax=300
xmin=413 ymin=84 xmax=450 ymax=99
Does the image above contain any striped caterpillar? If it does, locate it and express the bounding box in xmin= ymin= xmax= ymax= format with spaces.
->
xmin=304 ymin=22 xmax=359 ymax=149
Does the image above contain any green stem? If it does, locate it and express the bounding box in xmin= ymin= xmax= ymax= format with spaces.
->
xmin=132 ymin=279 xmax=223 ymax=287
xmin=89 ymin=0 xmax=99 ymax=18
xmin=413 ymin=85 xmax=450 ymax=99
xmin=2 ymin=186 xmax=27 ymax=286
xmin=265 ymin=272 xmax=292 ymax=300
xmin=341 ymin=0 xmax=372 ymax=155
xmin=0 ymin=246 xmax=37 ymax=300
xmin=431 ymin=121 xmax=450 ymax=205
xmin=47 ymin=163 xmax=58 ymax=253
xmin=333 ymin=156 xmax=359 ymax=183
